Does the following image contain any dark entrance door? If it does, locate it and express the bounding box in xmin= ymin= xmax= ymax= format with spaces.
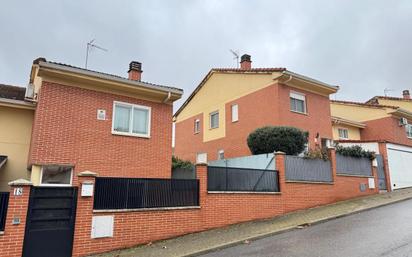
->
xmin=376 ymin=154 xmax=387 ymax=190
xmin=22 ymin=187 xmax=78 ymax=257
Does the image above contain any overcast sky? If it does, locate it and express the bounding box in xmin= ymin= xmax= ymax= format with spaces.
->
xmin=1 ymin=0 xmax=412 ymax=109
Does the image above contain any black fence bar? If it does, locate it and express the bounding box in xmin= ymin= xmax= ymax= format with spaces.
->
xmin=0 ymin=192 xmax=10 ymax=231
xmin=94 ymin=177 xmax=199 ymax=210
xmin=207 ymin=166 xmax=280 ymax=192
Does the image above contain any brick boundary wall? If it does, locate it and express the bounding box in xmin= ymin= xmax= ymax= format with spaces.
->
xmin=0 ymin=181 xmax=31 ymax=257
xmin=0 ymin=149 xmax=379 ymax=257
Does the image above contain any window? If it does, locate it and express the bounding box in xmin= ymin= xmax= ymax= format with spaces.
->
xmin=210 ymin=111 xmax=219 ymax=129
xmin=406 ymin=124 xmax=412 ymax=138
xmin=40 ymin=166 xmax=73 ymax=186
xmin=338 ymin=128 xmax=349 ymax=139
xmin=196 ymin=153 xmax=208 ymax=163
xmin=231 ymin=104 xmax=238 ymax=122
xmin=218 ymin=150 xmax=224 ymax=160
xmin=290 ymin=92 xmax=306 ymax=113
xmin=112 ymin=101 xmax=151 ymax=138
xmin=194 ymin=119 xmax=200 ymax=134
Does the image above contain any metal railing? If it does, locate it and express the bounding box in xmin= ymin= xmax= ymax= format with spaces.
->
xmin=93 ymin=177 xmax=199 ymax=210
xmin=285 ymin=156 xmax=333 ymax=183
xmin=0 ymin=192 xmax=9 ymax=231
xmin=207 ymin=166 xmax=280 ymax=192
xmin=336 ymin=154 xmax=372 ymax=177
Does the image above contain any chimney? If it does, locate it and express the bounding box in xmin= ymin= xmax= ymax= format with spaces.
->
xmin=128 ymin=61 xmax=142 ymax=81
xmin=240 ymin=54 xmax=252 ymax=70
xmin=403 ymin=90 xmax=410 ymax=99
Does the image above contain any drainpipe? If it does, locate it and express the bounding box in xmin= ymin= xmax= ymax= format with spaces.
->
xmin=284 ymin=74 xmax=293 ymax=83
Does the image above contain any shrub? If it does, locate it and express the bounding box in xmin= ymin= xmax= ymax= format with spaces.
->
xmin=335 ymin=145 xmax=375 ymax=160
xmin=303 ymin=148 xmax=329 ymax=161
xmin=172 ymin=156 xmax=194 ymax=169
xmin=247 ymin=126 xmax=308 ymax=155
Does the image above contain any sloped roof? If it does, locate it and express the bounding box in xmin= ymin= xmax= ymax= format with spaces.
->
xmin=34 ymin=58 xmax=183 ymax=95
xmin=366 ymin=96 xmax=412 ymax=105
xmin=331 ymin=99 xmax=399 ymax=109
xmin=0 ymin=84 xmax=26 ymax=100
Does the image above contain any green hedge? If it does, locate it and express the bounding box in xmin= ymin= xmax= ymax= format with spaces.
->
xmin=335 ymin=145 xmax=375 ymax=160
xmin=247 ymin=126 xmax=308 ymax=155
xmin=172 ymin=156 xmax=194 ymax=169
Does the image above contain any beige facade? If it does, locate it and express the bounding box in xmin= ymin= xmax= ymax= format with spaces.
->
xmin=0 ymin=105 xmax=34 ymax=191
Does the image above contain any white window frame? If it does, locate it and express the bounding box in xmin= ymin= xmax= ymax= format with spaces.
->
xmin=338 ymin=128 xmax=349 ymax=140
xmin=406 ymin=124 xmax=412 ymax=139
xmin=112 ymin=101 xmax=151 ymax=138
xmin=209 ymin=111 xmax=219 ymax=129
xmin=194 ymin=119 xmax=200 ymax=134
xmin=290 ymin=91 xmax=307 ymax=114
xmin=39 ymin=166 xmax=73 ymax=187
xmin=231 ymin=104 xmax=239 ymax=122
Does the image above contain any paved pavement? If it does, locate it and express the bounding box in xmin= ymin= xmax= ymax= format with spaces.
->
xmin=200 ymin=198 xmax=412 ymax=257
xmin=90 ymin=188 xmax=412 ymax=257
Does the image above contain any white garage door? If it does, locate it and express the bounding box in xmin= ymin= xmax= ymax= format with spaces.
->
xmin=387 ymin=143 xmax=412 ymax=190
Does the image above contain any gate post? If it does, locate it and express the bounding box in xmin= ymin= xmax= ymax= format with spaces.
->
xmin=0 ymin=179 xmax=32 ymax=257
xmin=72 ymin=171 xmax=98 ymax=257
xmin=327 ymin=147 xmax=338 ymax=183
xmin=274 ymin=151 xmax=286 ymax=192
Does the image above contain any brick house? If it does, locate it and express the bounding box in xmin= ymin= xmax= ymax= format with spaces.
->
xmin=330 ymin=92 xmax=412 ymax=191
xmin=27 ymin=58 xmax=183 ymax=186
xmin=174 ymin=54 xmax=339 ymax=163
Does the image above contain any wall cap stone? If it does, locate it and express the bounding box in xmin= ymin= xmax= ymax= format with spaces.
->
xmin=78 ymin=170 xmax=98 ymax=177
xmin=274 ymin=151 xmax=286 ymax=155
xmin=8 ymin=179 xmax=33 ymax=186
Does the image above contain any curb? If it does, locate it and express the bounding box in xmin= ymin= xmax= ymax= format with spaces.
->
xmin=183 ymin=195 xmax=412 ymax=257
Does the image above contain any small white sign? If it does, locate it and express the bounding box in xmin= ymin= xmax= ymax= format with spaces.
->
xmin=97 ymin=109 xmax=106 ymax=120
xmin=13 ymin=187 xmax=23 ymax=196
xmin=368 ymin=178 xmax=376 ymax=189
xmin=81 ymin=183 xmax=94 ymax=197
xmin=91 ymin=216 xmax=114 ymax=238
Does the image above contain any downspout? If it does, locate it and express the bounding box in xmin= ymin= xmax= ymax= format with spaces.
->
xmin=163 ymin=91 xmax=172 ymax=103
xmin=284 ymin=74 xmax=293 ymax=83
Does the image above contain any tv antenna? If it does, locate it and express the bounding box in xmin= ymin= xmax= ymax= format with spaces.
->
xmin=384 ymin=88 xmax=394 ymax=96
xmin=85 ymin=39 xmax=108 ymax=69
xmin=229 ymin=49 xmax=239 ymax=68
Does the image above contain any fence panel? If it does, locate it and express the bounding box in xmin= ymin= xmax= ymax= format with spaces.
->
xmin=0 ymin=192 xmax=9 ymax=231
xmin=172 ymin=167 xmax=196 ymax=179
xmin=207 ymin=166 xmax=279 ymax=192
xmin=285 ymin=156 xmax=332 ymax=183
xmin=94 ymin=178 xmax=199 ymax=210
xmin=336 ymin=154 xmax=372 ymax=176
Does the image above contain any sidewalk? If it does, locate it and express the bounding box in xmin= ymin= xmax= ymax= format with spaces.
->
xmin=90 ymin=188 xmax=412 ymax=257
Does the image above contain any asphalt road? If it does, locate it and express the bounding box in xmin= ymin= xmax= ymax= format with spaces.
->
xmin=200 ymin=199 xmax=412 ymax=257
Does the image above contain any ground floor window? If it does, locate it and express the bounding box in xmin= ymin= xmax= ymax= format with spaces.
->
xmin=40 ymin=166 xmax=73 ymax=186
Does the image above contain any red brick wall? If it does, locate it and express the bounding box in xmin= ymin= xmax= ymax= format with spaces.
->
xmin=70 ymin=150 xmax=377 ymax=257
xmin=29 ymin=81 xmax=173 ymax=184
xmin=361 ymin=117 xmax=412 ymax=147
xmin=175 ymin=82 xmax=333 ymax=162
xmin=0 ymin=185 xmax=31 ymax=257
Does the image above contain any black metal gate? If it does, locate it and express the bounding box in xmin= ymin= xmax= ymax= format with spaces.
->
xmin=22 ymin=187 xmax=78 ymax=257
xmin=376 ymin=154 xmax=387 ymax=190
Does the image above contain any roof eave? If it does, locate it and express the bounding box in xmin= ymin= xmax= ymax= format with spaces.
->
xmin=281 ymin=70 xmax=339 ymax=94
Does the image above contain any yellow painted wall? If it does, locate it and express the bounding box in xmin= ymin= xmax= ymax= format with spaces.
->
xmin=176 ymin=72 xmax=278 ymax=142
xmin=378 ymin=99 xmax=412 ymax=112
xmin=0 ymin=106 xmax=34 ymax=191
xmin=332 ymin=124 xmax=361 ymax=140
xmin=330 ymin=103 xmax=389 ymax=122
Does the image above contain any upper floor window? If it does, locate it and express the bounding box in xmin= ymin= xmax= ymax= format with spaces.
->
xmin=112 ymin=101 xmax=151 ymax=138
xmin=194 ymin=119 xmax=200 ymax=134
xmin=406 ymin=124 xmax=412 ymax=138
xmin=290 ymin=92 xmax=307 ymax=114
xmin=338 ymin=128 xmax=349 ymax=140
xmin=210 ymin=111 xmax=219 ymax=129
xmin=40 ymin=165 xmax=73 ymax=186
xmin=231 ymin=104 xmax=239 ymax=122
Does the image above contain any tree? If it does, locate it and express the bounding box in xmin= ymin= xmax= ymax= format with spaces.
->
xmin=247 ymin=126 xmax=308 ymax=155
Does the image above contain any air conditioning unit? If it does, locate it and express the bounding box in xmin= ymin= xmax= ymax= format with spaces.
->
xmin=400 ymin=117 xmax=408 ymax=126
xmin=25 ymin=83 xmax=35 ymax=99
